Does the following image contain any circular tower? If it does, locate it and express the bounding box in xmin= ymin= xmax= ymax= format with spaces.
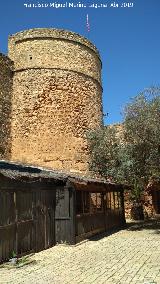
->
xmin=8 ymin=28 xmax=103 ymax=173
xmin=0 ymin=53 xmax=13 ymax=159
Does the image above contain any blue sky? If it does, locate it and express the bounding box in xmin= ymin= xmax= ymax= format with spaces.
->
xmin=0 ymin=0 xmax=160 ymax=124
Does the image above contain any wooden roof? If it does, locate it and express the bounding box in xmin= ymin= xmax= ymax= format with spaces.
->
xmin=0 ymin=160 xmax=127 ymax=192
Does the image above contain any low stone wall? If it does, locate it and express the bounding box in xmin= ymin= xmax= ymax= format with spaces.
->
xmin=124 ymin=187 xmax=159 ymax=219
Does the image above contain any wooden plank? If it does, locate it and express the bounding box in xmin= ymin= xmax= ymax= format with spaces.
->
xmin=15 ymin=190 xmax=33 ymax=255
xmin=45 ymin=190 xmax=55 ymax=248
xmin=64 ymin=188 xmax=69 ymax=217
xmin=76 ymin=212 xmax=105 ymax=239
xmin=35 ymin=190 xmax=45 ymax=252
xmin=0 ymin=183 xmax=57 ymax=263
xmin=0 ymin=224 xmax=16 ymax=262
xmin=69 ymin=186 xmax=76 ymax=244
xmin=0 ymin=191 xmax=15 ymax=226
xmin=17 ymin=220 xmax=33 ymax=255
xmin=55 ymin=185 xmax=71 ymax=244
xmin=0 ymin=190 xmax=16 ymax=262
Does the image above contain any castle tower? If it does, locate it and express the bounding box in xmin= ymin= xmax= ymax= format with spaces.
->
xmin=0 ymin=53 xmax=13 ymax=159
xmin=8 ymin=28 xmax=103 ymax=173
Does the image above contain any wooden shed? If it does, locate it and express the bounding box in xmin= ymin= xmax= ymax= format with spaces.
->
xmin=0 ymin=160 xmax=126 ymax=263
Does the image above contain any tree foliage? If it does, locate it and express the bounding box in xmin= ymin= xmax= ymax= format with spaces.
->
xmin=87 ymin=126 xmax=121 ymax=180
xmin=87 ymin=87 xmax=160 ymax=198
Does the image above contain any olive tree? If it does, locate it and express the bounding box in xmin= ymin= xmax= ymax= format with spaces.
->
xmin=87 ymin=87 xmax=160 ymax=199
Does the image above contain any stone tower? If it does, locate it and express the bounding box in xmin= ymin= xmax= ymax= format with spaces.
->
xmin=0 ymin=53 xmax=13 ymax=159
xmin=8 ymin=28 xmax=103 ymax=173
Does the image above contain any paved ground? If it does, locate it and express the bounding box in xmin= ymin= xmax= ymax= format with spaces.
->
xmin=0 ymin=219 xmax=160 ymax=284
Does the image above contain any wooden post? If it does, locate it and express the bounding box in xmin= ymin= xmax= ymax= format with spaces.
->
xmin=66 ymin=181 xmax=76 ymax=244
xmin=120 ymin=189 xmax=126 ymax=226
xmin=14 ymin=191 xmax=18 ymax=256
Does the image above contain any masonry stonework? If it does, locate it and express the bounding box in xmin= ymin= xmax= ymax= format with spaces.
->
xmin=8 ymin=28 xmax=103 ymax=173
xmin=0 ymin=54 xmax=13 ymax=159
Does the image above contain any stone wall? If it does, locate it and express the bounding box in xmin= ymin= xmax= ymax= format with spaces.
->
xmin=0 ymin=53 xmax=13 ymax=159
xmin=124 ymin=188 xmax=160 ymax=219
xmin=8 ymin=28 xmax=103 ymax=173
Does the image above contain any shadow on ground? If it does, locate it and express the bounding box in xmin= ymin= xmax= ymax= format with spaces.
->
xmin=88 ymin=217 xmax=160 ymax=242
xmin=88 ymin=227 xmax=123 ymax=242
xmin=126 ymin=217 xmax=160 ymax=234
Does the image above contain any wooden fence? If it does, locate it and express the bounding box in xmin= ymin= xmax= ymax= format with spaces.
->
xmin=0 ymin=188 xmax=55 ymax=263
xmin=75 ymin=190 xmax=125 ymax=242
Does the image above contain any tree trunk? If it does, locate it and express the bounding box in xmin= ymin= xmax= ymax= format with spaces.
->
xmin=130 ymin=203 xmax=144 ymax=220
